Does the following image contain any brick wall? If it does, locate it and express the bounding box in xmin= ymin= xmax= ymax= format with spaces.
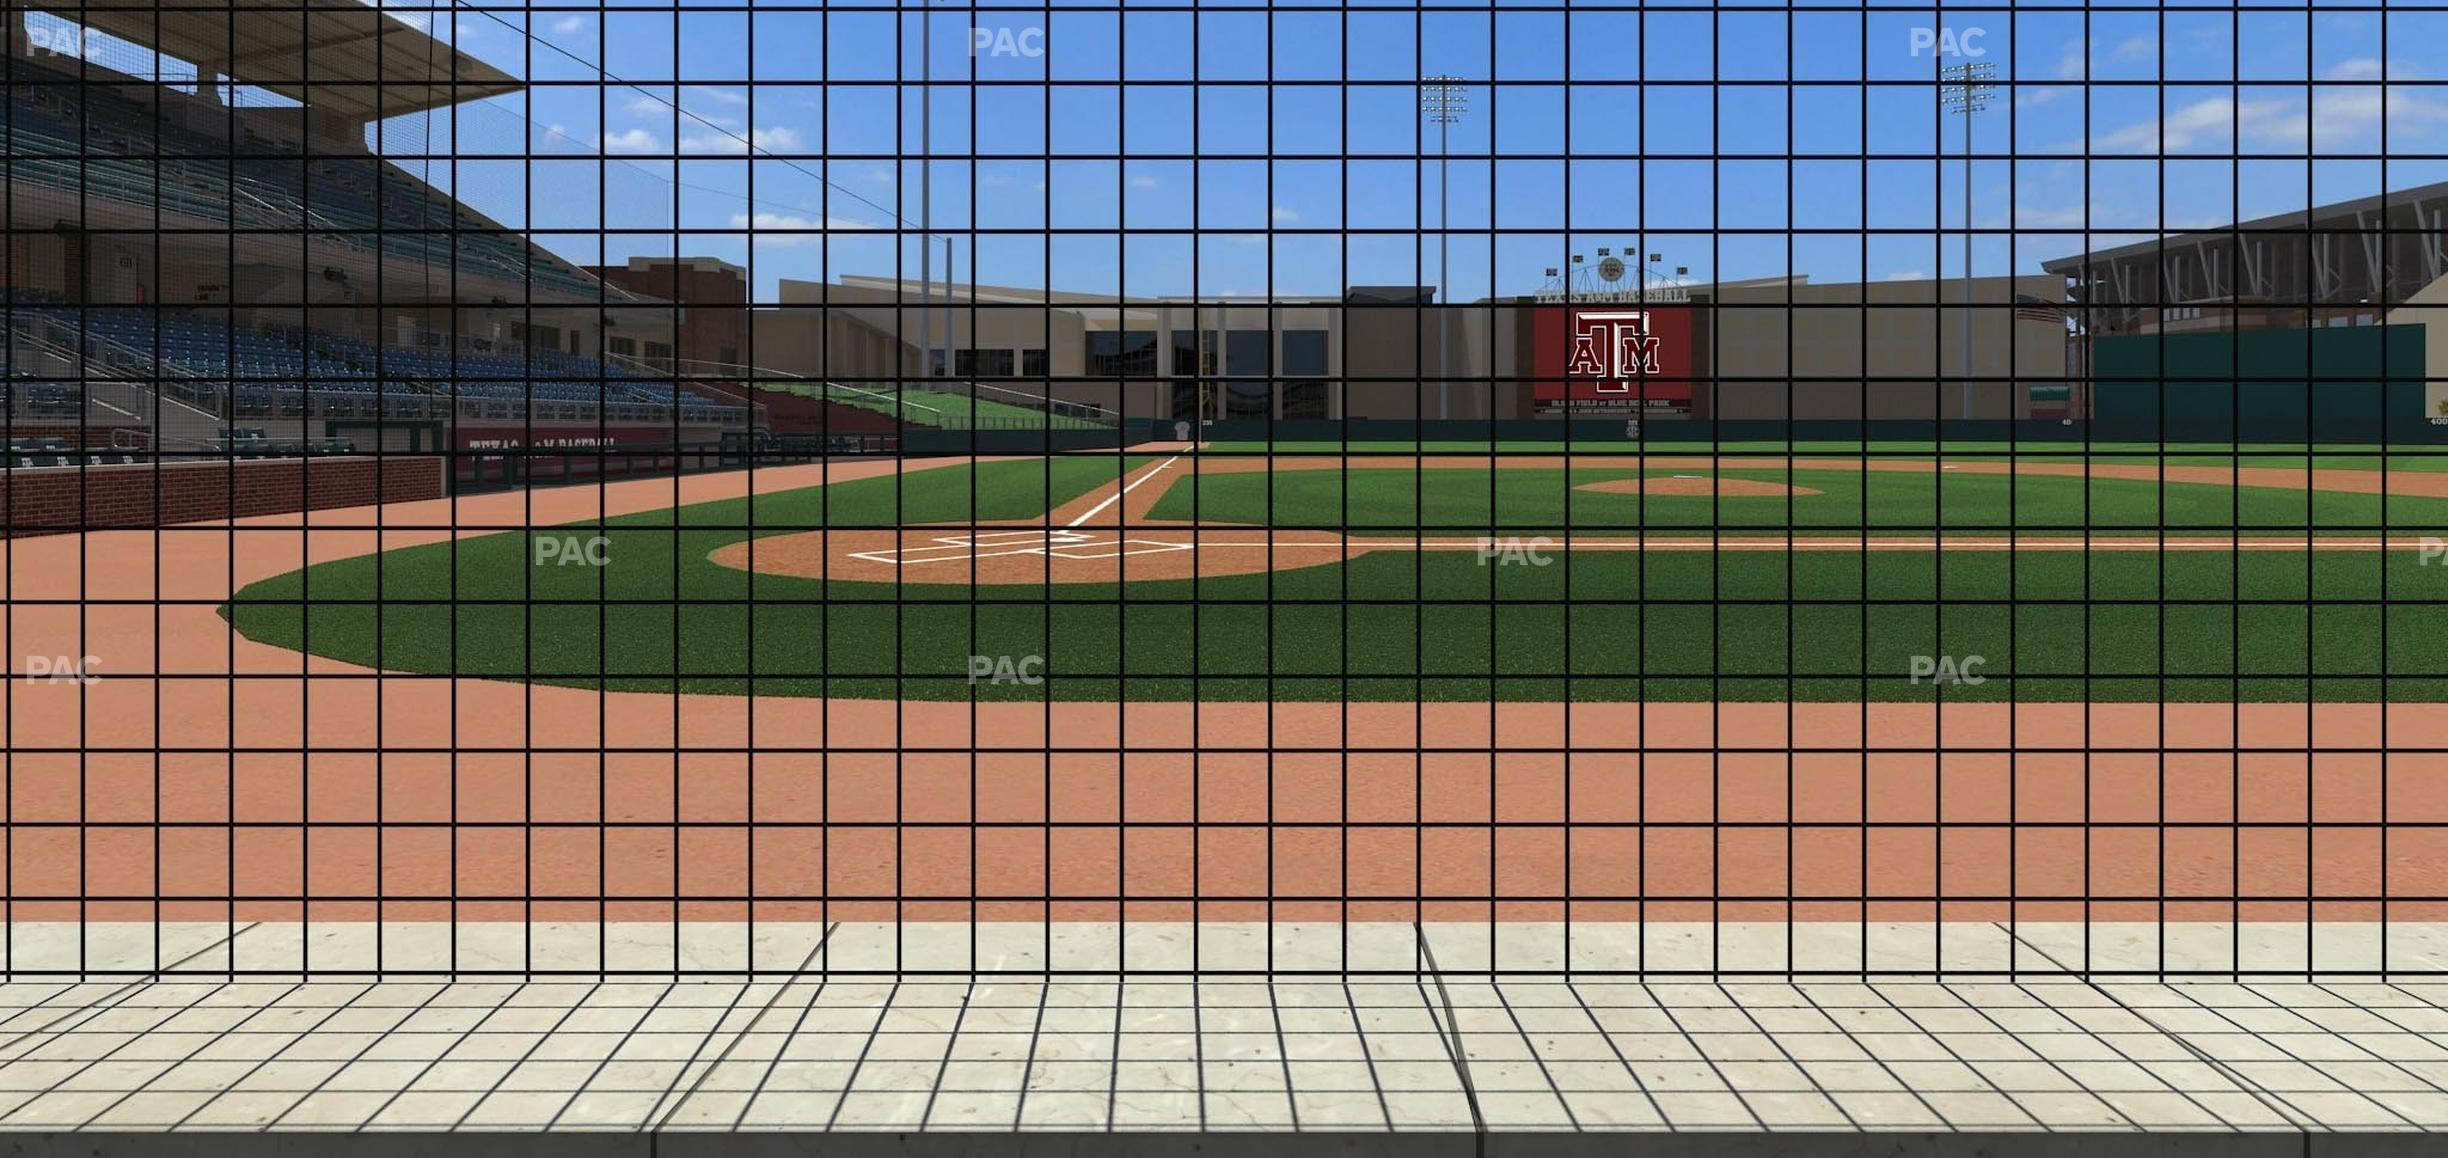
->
xmin=2 ymin=455 xmax=446 ymax=537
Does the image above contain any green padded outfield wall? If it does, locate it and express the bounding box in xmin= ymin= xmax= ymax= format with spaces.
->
xmin=2090 ymin=323 xmax=2430 ymax=443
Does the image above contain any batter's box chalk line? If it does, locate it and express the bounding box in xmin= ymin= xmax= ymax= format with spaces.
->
xmin=850 ymin=530 xmax=1194 ymax=566
xmin=1041 ymin=538 xmax=1197 ymax=560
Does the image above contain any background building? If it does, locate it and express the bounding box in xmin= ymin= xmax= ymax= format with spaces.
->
xmin=734 ymin=272 xmax=2073 ymax=426
xmin=2047 ymin=183 xmax=2448 ymax=438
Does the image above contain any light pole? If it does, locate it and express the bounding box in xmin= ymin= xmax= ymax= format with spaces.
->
xmin=1421 ymin=77 xmax=1466 ymax=421
xmin=1942 ymin=61 xmax=1996 ymax=424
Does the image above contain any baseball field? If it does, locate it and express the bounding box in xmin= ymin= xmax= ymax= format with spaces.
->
xmin=3 ymin=442 xmax=2440 ymax=971
xmin=224 ymin=445 xmax=2448 ymax=702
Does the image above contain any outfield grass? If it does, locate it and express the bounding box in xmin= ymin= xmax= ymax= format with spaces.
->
xmin=223 ymin=459 xmax=2448 ymax=702
xmin=1198 ymin=440 xmax=2448 ymax=471
xmin=1149 ymin=466 xmax=2448 ymax=535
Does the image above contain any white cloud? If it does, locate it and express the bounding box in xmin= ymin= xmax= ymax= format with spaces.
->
xmin=1271 ymin=206 xmax=1300 ymax=223
xmin=689 ymin=86 xmax=750 ymax=106
xmin=2013 ymin=201 xmax=2117 ymax=230
xmin=678 ymin=125 xmax=806 ymax=155
xmin=2302 ymin=84 xmax=2448 ymax=145
xmin=1882 ymin=270 xmax=1929 ymax=282
xmin=2095 ymin=96 xmax=2277 ymax=151
xmin=1129 ymin=175 xmax=1160 ymax=190
xmin=2051 ymin=34 xmax=2155 ymax=79
xmin=2015 ymin=86 xmax=2072 ymax=112
xmin=2052 ymin=37 xmax=2089 ymax=80
xmin=731 ymin=211 xmax=878 ymax=245
xmin=2097 ymin=76 xmax=2448 ymax=154
xmin=552 ymin=16 xmax=586 ymax=36
xmin=596 ymin=128 xmax=662 ymax=155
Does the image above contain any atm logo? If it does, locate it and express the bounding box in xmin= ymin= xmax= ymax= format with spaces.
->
xmin=1531 ymin=303 xmax=1693 ymax=410
xmin=1566 ymin=310 xmax=1663 ymax=392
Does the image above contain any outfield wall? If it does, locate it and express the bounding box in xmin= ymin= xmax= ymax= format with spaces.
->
xmin=2089 ymin=324 xmax=2433 ymax=443
xmin=1193 ymin=415 xmax=2448 ymax=446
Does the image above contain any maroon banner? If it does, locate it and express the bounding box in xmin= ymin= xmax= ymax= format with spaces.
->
xmin=1531 ymin=305 xmax=1695 ymax=410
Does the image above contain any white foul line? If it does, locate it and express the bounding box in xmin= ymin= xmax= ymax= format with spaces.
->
xmin=1065 ymin=454 xmax=1182 ymax=528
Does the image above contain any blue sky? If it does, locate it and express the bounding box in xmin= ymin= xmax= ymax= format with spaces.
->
xmin=380 ymin=2 xmax=2448 ymax=302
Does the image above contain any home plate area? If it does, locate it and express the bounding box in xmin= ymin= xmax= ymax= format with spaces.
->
xmin=849 ymin=529 xmax=1197 ymax=566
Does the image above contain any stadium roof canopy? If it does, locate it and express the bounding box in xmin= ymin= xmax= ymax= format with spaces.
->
xmin=2041 ymin=180 xmax=2448 ymax=273
xmin=15 ymin=0 xmax=521 ymax=120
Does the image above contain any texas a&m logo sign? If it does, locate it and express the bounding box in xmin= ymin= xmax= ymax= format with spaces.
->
xmin=1568 ymin=310 xmax=1663 ymax=388
xmin=1531 ymin=305 xmax=1694 ymax=411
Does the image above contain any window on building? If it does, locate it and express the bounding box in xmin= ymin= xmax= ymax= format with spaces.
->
xmin=1224 ymin=329 xmax=1270 ymax=376
xmin=957 ymin=348 xmax=1015 ymax=377
xmin=1022 ymin=348 xmax=1048 ymax=377
xmin=1171 ymin=378 xmax=1206 ymax=420
xmin=1171 ymin=329 xmax=1215 ymax=377
xmin=1088 ymin=330 xmax=1158 ymax=377
xmin=1225 ymin=381 xmax=1271 ymax=419
xmin=1282 ymin=330 xmax=1328 ymax=376
xmin=1280 ymin=380 xmax=1328 ymax=419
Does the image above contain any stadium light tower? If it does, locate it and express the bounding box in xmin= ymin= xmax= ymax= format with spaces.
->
xmin=1942 ymin=61 xmax=1996 ymax=423
xmin=918 ymin=0 xmax=950 ymax=381
xmin=1421 ymin=76 xmax=1467 ymax=421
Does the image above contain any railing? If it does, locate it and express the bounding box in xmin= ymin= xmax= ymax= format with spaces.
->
xmin=964 ymin=380 xmax=1122 ymax=425
xmin=4 ymin=315 xmax=163 ymax=422
xmin=814 ymin=380 xmax=952 ymax=423
xmin=451 ymin=432 xmax=896 ymax=492
xmin=831 ymin=380 xmax=1129 ymax=431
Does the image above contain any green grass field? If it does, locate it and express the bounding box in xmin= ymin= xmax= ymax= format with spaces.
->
xmin=223 ymin=457 xmax=2448 ymax=702
xmin=1148 ymin=467 xmax=2448 ymax=535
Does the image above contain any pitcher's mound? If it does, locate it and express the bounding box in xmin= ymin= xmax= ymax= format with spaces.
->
xmin=1578 ymin=475 xmax=1822 ymax=497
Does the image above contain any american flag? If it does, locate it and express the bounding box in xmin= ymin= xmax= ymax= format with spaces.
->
xmin=2015 ymin=294 xmax=2070 ymax=324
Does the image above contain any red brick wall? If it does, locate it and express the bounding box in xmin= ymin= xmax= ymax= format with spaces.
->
xmin=2 ymin=456 xmax=446 ymax=537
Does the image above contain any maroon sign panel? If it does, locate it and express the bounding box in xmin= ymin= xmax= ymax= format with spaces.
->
xmin=1530 ymin=305 xmax=1696 ymax=410
xmin=452 ymin=424 xmax=676 ymax=482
